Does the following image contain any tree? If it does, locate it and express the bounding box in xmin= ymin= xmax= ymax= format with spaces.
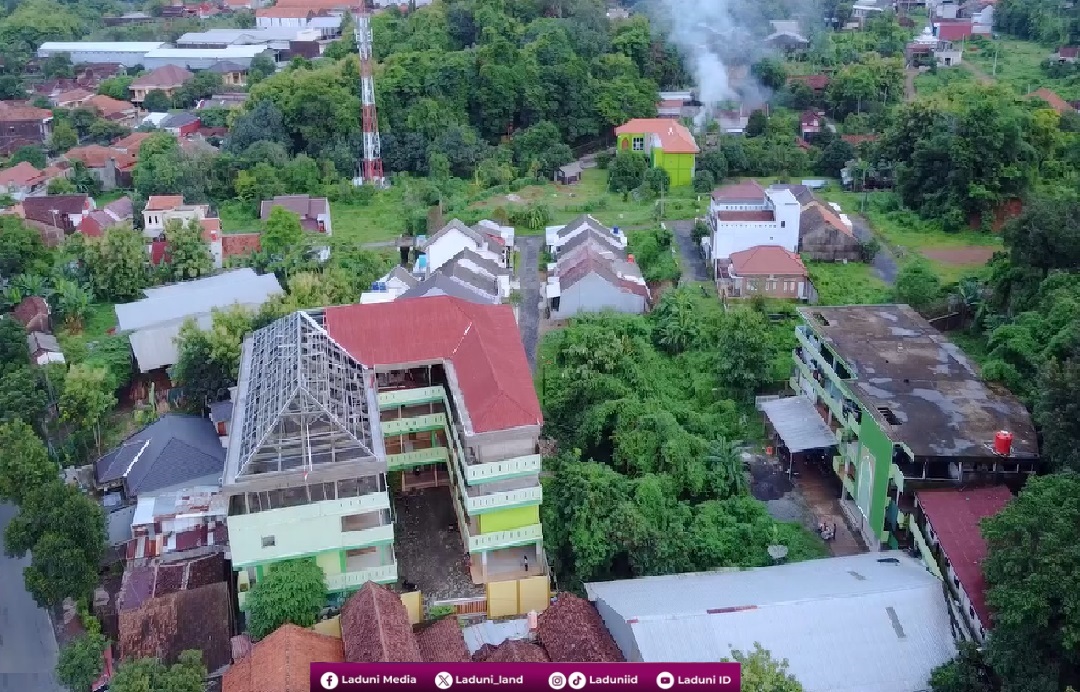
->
xmin=59 ymin=365 xmax=117 ymax=455
xmin=651 ymin=287 xmax=703 ymax=354
xmin=9 ymin=145 xmax=46 ymax=169
xmin=0 ymin=421 xmax=57 ymax=504
xmin=0 ymin=367 xmax=49 ymax=430
xmin=1034 ymin=358 xmax=1080 ymax=473
xmin=97 ymin=75 xmax=134 ymax=100
xmin=512 ymin=121 xmax=574 ymax=177
xmin=894 ymin=258 xmax=941 ymax=314
xmin=0 ymin=0 xmax=82 ymax=57
xmin=109 ymin=651 xmax=206 ymax=692
xmin=262 ymin=206 xmax=305 ymax=260
xmin=752 ymin=57 xmax=787 ymax=91
xmin=704 ymin=437 xmax=749 ymax=499
xmin=817 ymin=138 xmax=854 ymax=178
xmin=247 ymin=51 xmax=277 ymax=85
xmin=51 ymin=278 xmax=92 ymax=331
xmin=745 ymin=109 xmax=768 ymax=137
xmin=41 ymin=53 xmax=74 ymax=80
xmin=644 ymin=167 xmax=669 ymax=195
xmin=171 ymin=306 xmax=255 ymax=406
xmin=692 ymin=169 xmax=715 ymax=193
xmin=930 ymin=641 xmax=999 ymax=692
xmin=47 ymin=176 xmax=77 ymax=195
xmin=83 ymin=226 xmax=149 ymax=302
xmin=0 ymin=216 xmax=49 ymax=277
xmin=51 ymin=120 xmax=77 ymax=153
xmin=141 ymin=88 xmax=171 ymax=113
xmin=225 ymin=100 xmax=289 ymax=154
xmin=722 ymin=644 xmax=804 ymax=692
xmin=608 ymin=151 xmax=648 ymax=193
xmin=715 ymin=308 xmax=776 ymax=401
xmin=164 ymin=218 xmax=214 ymax=281
xmin=0 ymin=318 xmax=30 ymax=374
xmin=243 ymin=558 xmax=327 ymax=640
xmin=56 ymin=624 xmax=107 ymax=692
xmin=983 ymin=473 xmax=1080 ymax=691
xmin=133 ymin=132 xmax=184 ymax=199
xmin=4 ymin=480 xmax=106 ymax=607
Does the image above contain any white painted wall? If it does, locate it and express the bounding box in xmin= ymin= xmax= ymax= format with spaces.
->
xmin=709 ymin=188 xmax=801 ymax=261
xmin=550 ymin=272 xmax=646 ymax=320
xmin=424 ymin=229 xmax=501 ymax=274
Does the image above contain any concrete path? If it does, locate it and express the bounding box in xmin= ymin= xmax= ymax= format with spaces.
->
xmin=0 ymin=504 xmax=64 ymax=692
xmin=517 ymin=236 xmax=543 ymax=372
xmin=904 ymin=67 xmax=918 ymax=101
xmin=668 ymin=219 xmax=710 ymax=282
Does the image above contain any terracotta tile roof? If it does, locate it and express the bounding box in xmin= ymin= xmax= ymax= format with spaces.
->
xmin=259 ymin=195 xmax=329 ymax=223
xmin=0 ymin=101 xmax=53 ymax=121
xmin=112 ymin=131 xmax=152 ymax=153
xmin=12 ymin=296 xmax=49 ymax=331
xmin=131 ymin=65 xmax=194 ymax=89
xmin=804 ymin=201 xmax=854 ymax=238
xmin=789 ymin=74 xmax=830 ymax=90
xmin=1059 ymin=46 xmax=1080 ymax=59
xmin=936 ymin=22 xmax=975 ymax=41
xmin=1029 ymin=87 xmax=1074 ymax=115
xmin=222 ymin=232 xmax=261 ymax=258
xmin=417 ymin=617 xmax=471 ymax=662
xmin=339 ymin=582 xmax=422 ymax=663
xmin=118 ymin=552 xmax=227 ymax=611
xmin=324 ymin=297 xmax=543 ymax=434
xmin=717 ymin=210 xmax=775 ymax=222
xmin=841 ymin=134 xmax=878 ymax=146
xmin=22 ymin=194 xmax=88 ymax=221
xmin=224 ymin=624 xmax=344 ymax=692
xmin=537 ymin=594 xmax=624 ymax=663
xmin=615 ymin=118 xmax=700 ymax=154
xmin=916 ymin=486 xmax=1013 ymax=628
xmin=729 ymin=245 xmax=808 ymax=277
xmin=65 ymin=144 xmax=135 ymax=170
xmin=145 ymin=195 xmax=184 ymax=211
xmin=118 ymin=581 xmax=231 ymax=672
xmin=255 ymin=6 xmax=318 ymax=17
xmin=231 ymin=634 xmax=253 ymax=663
xmin=85 ymin=94 xmax=134 ymax=118
xmin=800 ymin=110 xmax=823 ymax=128
xmin=473 ymin=640 xmax=550 ymax=663
xmin=711 ymin=179 xmax=766 ymax=202
xmin=0 ymin=161 xmax=45 ymax=187
xmin=53 ymin=88 xmax=93 ymax=105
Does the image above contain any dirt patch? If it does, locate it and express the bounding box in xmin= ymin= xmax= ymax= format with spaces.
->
xmin=922 ymin=247 xmax=997 ymax=266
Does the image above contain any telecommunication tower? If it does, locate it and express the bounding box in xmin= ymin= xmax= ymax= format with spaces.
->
xmin=353 ymin=4 xmax=385 ymax=186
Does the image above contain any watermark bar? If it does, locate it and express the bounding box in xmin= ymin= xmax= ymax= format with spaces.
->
xmin=311 ymin=663 xmax=741 ymax=692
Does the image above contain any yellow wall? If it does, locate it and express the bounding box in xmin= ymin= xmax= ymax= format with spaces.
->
xmin=316 ymin=550 xmax=343 ymax=576
xmin=479 ymin=505 xmax=540 ymax=533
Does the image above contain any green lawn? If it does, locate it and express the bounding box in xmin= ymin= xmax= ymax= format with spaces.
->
xmin=94 ymin=190 xmax=129 ymax=206
xmin=56 ymin=302 xmax=117 ymax=359
xmin=219 ymin=193 xmax=410 ymax=246
xmin=965 ymin=38 xmax=1080 ymax=100
xmin=806 ymin=261 xmax=892 ymax=305
xmin=913 ymin=67 xmax=975 ymax=96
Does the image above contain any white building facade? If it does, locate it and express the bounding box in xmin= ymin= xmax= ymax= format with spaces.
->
xmin=706 ymin=183 xmax=801 ymax=272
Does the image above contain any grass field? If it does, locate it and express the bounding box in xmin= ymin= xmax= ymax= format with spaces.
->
xmin=913 ymin=67 xmax=975 ymax=96
xmin=965 ymin=38 xmax=1080 ymax=100
xmin=219 ymin=193 xmax=412 ymax=247
xmin=806 ymin=261 xmax=892 ymax=305
xmin=55 ymin=302 xmax=118 ymax=359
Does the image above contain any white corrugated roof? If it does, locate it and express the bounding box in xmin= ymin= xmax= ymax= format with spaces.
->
xmin=143 ymin=45 xmax=270 ymax=59
xmin=38 ymin=42 xmax=165 ymax=53
xmin=586 ymin=554 xmax=956 ymax=692
xmin=461 ymin=619 xmax=531 ymax=654
xmin=760 ymin=395 xmax=837 ymax=452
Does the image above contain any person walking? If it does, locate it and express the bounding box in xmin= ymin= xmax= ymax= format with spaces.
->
xmin=523 ymin=554 xmax=529 ymax=573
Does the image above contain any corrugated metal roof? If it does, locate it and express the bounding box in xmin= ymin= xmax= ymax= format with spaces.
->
xmin=461 ymin=619 xmax=531 ymax=654
xmin=38 ymin=42 xmax=165 ymax=52
xmin=760 ymin=395 xmax=836 ymax=452
xmin=143 ymin=46 xmax=270 ymax=59
xmin=587 ymin=554 xmax=957 ymax=692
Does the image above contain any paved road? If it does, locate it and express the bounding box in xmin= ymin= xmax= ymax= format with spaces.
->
xmin=668 ymin=220 xmax=710 ymax=282
xmin=0 ymin=504 xmax=63 ymax=692
xmin=847 ymin=212 xmax=899 ymax=285
xmin=517 ymin=236 xmax=542 ymax=371
xmin=904 ymin=67 xmax=918 ymax=101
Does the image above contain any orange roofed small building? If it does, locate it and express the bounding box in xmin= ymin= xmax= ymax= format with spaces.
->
xmin=614 ymin=118 xmax=699 ymax=187
xmin=224 ymin=624 xmax=343 ymax=692
xmin=717 ymin=244 xmax=810 ymax=301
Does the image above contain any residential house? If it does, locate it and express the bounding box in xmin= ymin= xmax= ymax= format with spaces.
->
xmin=197 ymin=93 xmax=249 ymax=110
xmin=141 ymin=195 xmax=229 ymax=265
xmin=221 ymin=295 xmax=545 ymax=606
xmin=716 ymin=107 xmax=751 ymax=135
xmin=1054 ymin=46 xmax=1079 ymax=64
xmin=1029 ymin=87 xmax=1077 ymax=116
xmin=206 ymin=60 xmax=248 ymax=87
xmin=914 ymin=486 xmax=1013 ymax=643
xmin=555 ymin=161 xmax=582 ymax=185
xmin=103 ymin=12 xmax=155 ymax=26
xmin=159 ymin=112 xmax=201 ymax=137
xmin=84 ymin=94 xmax=138 ymax=126
xmin=360 ymin=266 xmax=420 ymax=304
xmin=933 ymin=19 xmax=991 ymax=42
xmin=129 ymin=65 xmax=195 ymax=106
xmin=474 ymin=640 xmax=550 ymax=662
xmin=417 ymin=617 xmax=472 ymax=662
xmin=223 ymin=0 xmax=265 ymax=10
xmin=127 ymin=487 xmax=229 ymax=564
xmin=909 ymin=27 xmax=963 ymax=66
xmin=537 ymin=594 xmax=624 ymax=662
xmin=705 ymin=180 xmax=801 ymax=275
xmin=765 ymin=19 xmax=810 ymax=53
xmin=259 ymin=194 xmax=332 ymax=234
xmin=0 ymin=162 xmax=66 ymax=201
xmin=656 ymin=90 xmax=702 ymax=121
xmin=224 ymin=625 xmax=344 ymax=692
xmin=716 ymin=245 xmax=810 ymax=300
xmin=398 ymin=270 xmax=499 ymax=305
xmin=21 ymin=194 xmax=93 ymax=243
xmin=799 ymin=110 xmax=825 ymax=141
xmin=94 ymin=414 xmax=228 ymax=545
xmin=79 ymin=196 xmax=135 ymax=238
xmin=36 ymin=42 xmax=167 ymax=69
xmin=585 ymin=553 xmax=958 ymax=692
xmin=51 ymin=88 xmax=94 ymax=108
xmin=797 ymin=200 xmax=862 ymax=262
xmin=64 ymin=144 xmax=137 ymax=191
xmin=614 ymin=118 xmax=699 ymax=187
xmin=775 ymin=305 xmax=1039 ymax=552
xmin=0 ymin=102 xmax=53 ymax=155
xmin=112 ymin=131 xmax=153 ymax=155
xmin=27 ymin=331 xmax=65 ymax=366
xmin=851 ymin=0 xmax=889 ymax=23
xmin=12 ymin=296 xmax=51 ymax=333
xmin=340 ymin=582 xmax=422 ymax=662
xmin=114 ymin=269 xmax=283 ymax=373
xmin=547 ymin=234 xmax=650 ymax=319
xmin=787 ymin=74 xmax=830 ymax=93
xmin=220 ymin=232 xmax=262 ymax=263
xmin=545 ymin=214 xmax=627 ymax=257
xmin=418 ymin=219 xmax=506 ymax=276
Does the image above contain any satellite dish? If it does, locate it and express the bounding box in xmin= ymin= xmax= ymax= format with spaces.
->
xmin=767 ymin=545 xmax=789 ymax=562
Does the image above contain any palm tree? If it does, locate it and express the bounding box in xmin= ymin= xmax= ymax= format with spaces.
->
xmin=53 ymin=279 xmax=91 ymax=332
xmin=13 ymin=273 xmax=51 ymax=298
xmin=704 ymin=436 xmax=750 ymax=498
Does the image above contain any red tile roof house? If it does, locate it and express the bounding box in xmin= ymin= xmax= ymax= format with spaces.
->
xmin=50 ymin=87 xmax=94 ymax=109
xmin=0 ymin=101 xmax=53 ymax=156
xmin=0 ymin=161 xmax=64 ymax=201
xmin=129 ymin=65 xmax=195 ymax=107
xmin=141 ymin=195 xmax=225 ymax=266
xmin=224 ymin=624 xmax=344 ymax=692
xmin=799 ymin=109 xmax=826 ymax=142
xmin=259 ymin=194 xmax=333 ymax=235
xmin=84 ymin=94 xmax=139 ymax=126
xmin=788 ymin=74 xmax=830 ymax=91
xmin=12 ymin=295 xmax=52 ymax=333
xmin=339 ymin=582 xmax=422 ymax=662
xmin=1055 ymin=45 xmax=1079 ymax=64
xmin=716 ymin=245 xmax=811 ymax=301
xmin=915 ymin=486 xmax=1014 ymax=643
xmin=64 ymin=145 xmax=137 ymax=191
xmin=549 ymin=245 xmax=650 ymax=320
xmin=537 ymin=593 xmax=624 ymax=662
xmin=21 ymin=194 xmax=94 ymax=245
xmin=416 ymin=617 xmax=471 ymax=663
xmin=118 ymin=581 xmax=232 ymax=675
xmin=79 ymin=197 xmax=135 ymax=239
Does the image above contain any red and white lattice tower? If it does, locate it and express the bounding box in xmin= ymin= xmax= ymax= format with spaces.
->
xmin=353 ymin=4 xmax=384 ymax=186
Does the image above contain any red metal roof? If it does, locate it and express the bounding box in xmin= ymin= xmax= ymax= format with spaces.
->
xmin=789 ymin=74 xmax=830 ymax=90
xmin=1059 ymin=46 xmax=1080 ymax=59
xmin=324 ymin=297 xmax=542 ymax=434
xmin=935 ymin=22 xmax=975 ymax=41
xmin=711 ymin=180 xmax=766 ymax=202
xmin=729 ymin=245 xmax=807 ymax=276
xmin=916 ymin=486 xmax=1014 ymax=628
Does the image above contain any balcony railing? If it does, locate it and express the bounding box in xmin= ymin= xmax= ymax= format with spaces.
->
xmin=467 ymin=523 xmax=543 ymax=553
xmin=325 ymin=563 xmax=398 ymax=591
xmin=381 ymin=413 xmax=447 ymax=435
xmin=341 ymin=523 xmax=395 ymax=549
xmin=387 ymin=447 xmax=449 ymax=471
xmin=378 ymin=386 xmax=444 ymax=409
xmin=465 ymin=486 xmax=543 ymax=515
xmin=464 ymin=454 xmax=543 ymax=483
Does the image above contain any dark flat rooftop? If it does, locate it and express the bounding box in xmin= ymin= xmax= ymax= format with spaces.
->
xmin=798 ymin=304 xmax=1038 ymax=460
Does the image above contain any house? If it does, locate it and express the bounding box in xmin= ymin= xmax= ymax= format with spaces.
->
xmin=775 ymin=305 xmax=1039 ymax=551
xmin=716 ymin=245 xmax=810 ymax=300
xmin=197 ymin=93 xmax=249 ymax=110
xmin=360 ymin=266 xmax=419 ymax=304
xmin=36 ymin=42 xmax=167 ymax=69
xmin=0 ymin=162 xmax=65 ymax=201
xmin=547 ymin=240 xmax=650 ymax=319
xmin=418 ymin=219 xmax=507 ymax=275
xmin=910 ymin=27 xmax=964 ymax=66
xmin=112 ymin=131 xmax=152 ymax=155
xmin=851 ymin=0 xmax=889 ymax=23
xmin=788 ymin=74 xmax=830 ymax=92
xmin=933 ymin=20 xmax=991 ymax=42
xmin=129 ymin=65 xmax=195 ymax=106
xmin=27 ymin=331 xmax=65 ymax=366
xmin=1029 ymin=87 xmax=1076 ymax=116
xmin=537 ymin=594 xmax=623 ymax=662
xmin=1054 ymin=46 xmax=1079 ymax=64
xmin=585 ymin=553 xmax=958 ymax=692
xmin=259 ymin=194 xmax=332 ymax=235
xmin=206 ymin=60 xmax=248 ymax=87
xmin=614 ymin=118 xmax=699 ymax=187
xmin=796 ymin=200 xmax=862 ymax=262
xmin=114 ymin=269 xmax=283 ymax=373
xmin=555 ymin=161 xmax=582 ymax=185
xmin=127 ymin=487 xmax=228 ymax=563
xmin=84 ymin=94 xmax=138 ymax=125
xmin=546 ymin=214 xmax=627 ymax=257
xmin=117 ymin=581 xmax=232 ymax=674
xmin=224 ymin=624 xmax=344 ymax=692
xmin=159 ymin=112 xmax=201 ymax=137
xmin=220 ymin=232 xmax=262 ymax=263
xmin=705 ymin=180 xmax=801 ymax=275
xmin=417 ymin=617 xmax=471 ymax=662
xmin=141 ymin=195 xmax=228 ymax=265
xmin=396 ymin=248 xmax=510 ymax=305
xmin=64 ymin=145 xmax=137 ymax=191
xmin=79 ymin=196 xmax=134 ymax=238
xmin=765 ymin=19 xmax=810 ymax=52
xmin=799 ymin=109 xmax=825 ymax=141
xmin=51 ymin=88 xmax=94 ymax=108
xmin=255 ymin=6 xmax=330 ymax=28
xmin=340 ymin=583 xmax=422 ymax=662
xmin=221 ymin=295 xmax=545 ymax=606
xmin=21 ymin=194 xmax=93 ymax=241
xmin=12 ymin=296 xmax=51 ymax=333
xmin=0 ymin=102 xmax=53 ymax=155
xmin=716 ymin=107 xmax=750 ymax=135
xmin=914 ymin=486 xmax=1013 ymax=643
xmin=223 ymin=0 xmax=264 ymax=10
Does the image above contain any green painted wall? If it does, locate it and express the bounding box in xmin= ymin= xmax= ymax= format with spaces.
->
xmin=652 ymin=149 xmax=696 ymax=187
xmin=479 ymin=505 xmax=540 ymax=533
xmin=856 ymin=412 xmax=894 ymax=542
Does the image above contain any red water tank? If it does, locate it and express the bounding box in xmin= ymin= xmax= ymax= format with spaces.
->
xmin=994 ymin=430 xmax=1013 ymax=456
xmin=628 ymin=254 xmax=636 ymax=263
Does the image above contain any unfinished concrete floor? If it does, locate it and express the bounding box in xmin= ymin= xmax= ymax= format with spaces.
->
xmin=392 ymin=487 xmax=483 ymax=602
xmin=793 ymin=459 xmax=866 ymax=557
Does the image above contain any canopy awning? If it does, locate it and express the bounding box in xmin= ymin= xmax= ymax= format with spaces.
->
xmin=761 ymin=395 xmax=837 ymax=452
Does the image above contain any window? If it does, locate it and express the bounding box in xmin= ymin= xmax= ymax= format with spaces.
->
xmin=877 ymin=407 xmax=901 ymax=425
xmin=261 ymin=535 xmax=275 ymax=547
xmin=781 ymin=221 xmax=786 ymax=228
xmin=632 ymin=136 xmax=644 ymax=152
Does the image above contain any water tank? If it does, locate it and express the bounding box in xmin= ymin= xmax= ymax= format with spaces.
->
xmin=628 ymin=254 xmax=635 ymax=263
xmin=612 ymin=226 xmax=620 ymax=235
xmin=993 ymin=430 xmax=1013 ymax=456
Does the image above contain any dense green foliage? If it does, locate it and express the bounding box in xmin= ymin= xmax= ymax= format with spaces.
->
xmin=995 ymin=0 xmax=1080 ymax=44
xmin=108 ymin=650 xmax=206 ymax=692
xmin=56 ymin=621 xmax=107 ymax=692
xmin=540 ymin=288 xmax=823 ymax=589
xmin=243 ymin=558 xmax=328 ymax=640
xmin=724 ymin=644 xmax=805 ymax=692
